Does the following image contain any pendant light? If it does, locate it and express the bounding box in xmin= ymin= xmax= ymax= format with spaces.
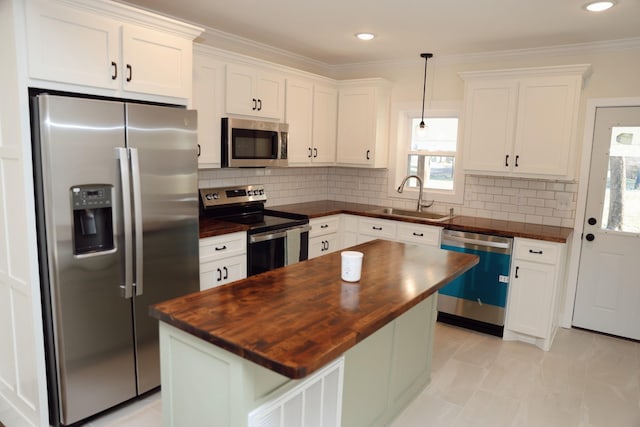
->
xmin=416 ymin=53 xmax=433 ymax=138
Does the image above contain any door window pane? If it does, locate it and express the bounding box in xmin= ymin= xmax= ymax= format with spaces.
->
xmin=601 ymin=126 xmax=640 ymax=233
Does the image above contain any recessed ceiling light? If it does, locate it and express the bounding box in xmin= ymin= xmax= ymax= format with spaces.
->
xmin=584 ymin=1 xmax=616 ymax=12
xmin=355 ymin=33 xmax=375 ymax=41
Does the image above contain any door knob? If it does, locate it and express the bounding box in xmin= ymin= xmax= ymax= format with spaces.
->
xmin=588 ymin=217 xmax=597 ymax=226
xmin=585 ymin=233 xmax=595 ymax=242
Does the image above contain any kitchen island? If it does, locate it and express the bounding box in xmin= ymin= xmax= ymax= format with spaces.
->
xmin=150 ymin=239 xmax=478 ymax=426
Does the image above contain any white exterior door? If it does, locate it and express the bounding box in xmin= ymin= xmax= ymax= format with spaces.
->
xmin=573 ymin=106 xmax=640 ymax=339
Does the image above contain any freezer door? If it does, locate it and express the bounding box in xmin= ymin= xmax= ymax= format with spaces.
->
xmin=125 ymin=103 xmax=200 ymax=393
xmin=34 ymin=95 xmax=137 ymax=425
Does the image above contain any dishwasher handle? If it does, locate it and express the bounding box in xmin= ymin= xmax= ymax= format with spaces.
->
xmin=442 ymin=234 xmax=511 ymax=250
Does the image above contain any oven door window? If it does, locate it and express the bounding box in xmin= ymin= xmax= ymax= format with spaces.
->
xmin=232 ymin=129 xmax=278 ymax=159
xmin=249 ymin=237 xmax=285 ymax=276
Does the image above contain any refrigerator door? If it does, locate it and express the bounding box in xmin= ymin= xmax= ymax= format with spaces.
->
xmin=125 ymin=103 xmax=200 ymax=393
xmin=35 ymin=95 xmax=137 ymax=425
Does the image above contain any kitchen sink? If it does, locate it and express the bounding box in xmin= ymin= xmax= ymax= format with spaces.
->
xmin=369 ymin=207 xmax=455 ymax=222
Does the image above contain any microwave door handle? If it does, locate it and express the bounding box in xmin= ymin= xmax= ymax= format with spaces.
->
xmin=117 ymin=148 xmax=134 ymax=299
xmin=129 ymin=148 xmax=144 ymax=296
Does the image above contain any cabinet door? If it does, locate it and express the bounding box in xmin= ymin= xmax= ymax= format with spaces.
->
xmin=312 ymin=85 xmax=338 ymax=164
xmin=285 ymin=79 xmax=314 ymax=165
xmin=256 ymin=71 xmax=285 ymax=120
xmin=121 ymin=25 xmax=192 ymax=98
xmin=193 ymin=54 xmax=224 ymax=167
xmin=506 ymin=260 xmax=555 ymax=338
xmin=26 ymin=1 xmax=120 ymax=89
xmin=336 ymin=87 xmax=374 ymax=165
xmin=512 ymin=76 xmax=580 ymax=176
xmin=462 ymin=80 xmax=518 ymax=173
xmin=200 ymin=255 xmax=247 ymax=291
xmin=309 ymin=234 xmax=339 ymax=259
xmin=225 ymin=64 xmax=256 ymax=115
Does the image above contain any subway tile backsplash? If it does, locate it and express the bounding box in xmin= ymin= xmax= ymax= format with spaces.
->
xmin=199 ymin=167 xmax=577 ymax=228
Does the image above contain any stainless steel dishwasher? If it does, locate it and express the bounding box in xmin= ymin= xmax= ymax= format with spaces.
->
xmin=438 ymin=229 xmax=513 ymax=336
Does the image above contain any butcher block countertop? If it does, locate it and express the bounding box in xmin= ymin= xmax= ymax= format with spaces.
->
xmin=268 ymin=200 xmax=574 ymax=243
xmin=149 ymin=239 xmax=478 ymax=379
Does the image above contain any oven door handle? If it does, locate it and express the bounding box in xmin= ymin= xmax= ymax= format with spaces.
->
xmin=249 ymin=225 xmax=311 ymax=244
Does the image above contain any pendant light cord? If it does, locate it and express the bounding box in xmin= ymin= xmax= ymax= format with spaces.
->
xmin=419 ymin=53 xmax=433 ymax=127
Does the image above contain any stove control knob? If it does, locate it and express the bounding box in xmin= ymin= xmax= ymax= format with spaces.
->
xmin=248 ymin=190 xmax=254 ymax=196
xmin=205 ymin=192 xmax=219 ymax=200
xmin=259 ymin=189 xmax=265 ymax=195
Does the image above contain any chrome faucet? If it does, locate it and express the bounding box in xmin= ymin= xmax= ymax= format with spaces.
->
xmin=397 ymin=175 xmax=434 ymax=212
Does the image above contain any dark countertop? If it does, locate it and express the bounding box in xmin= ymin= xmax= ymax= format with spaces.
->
xmin=199 ymin=217 xmax=249 ymax=239
xmin=149 ymin=239 xmax=479 ymax=379
xmin=268 ymin=200 xmax=574 ymax=243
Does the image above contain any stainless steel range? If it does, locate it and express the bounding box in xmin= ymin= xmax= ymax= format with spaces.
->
xmin=200 ymin=185 xmax=310 ymax=276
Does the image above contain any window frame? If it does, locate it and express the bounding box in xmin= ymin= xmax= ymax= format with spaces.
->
xmin=389 ymin=103 xmax=465 ymax=205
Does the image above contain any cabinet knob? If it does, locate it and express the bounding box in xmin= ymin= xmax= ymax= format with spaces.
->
xmin=413 ymin=232 xmax=424 ymax=237
xmin=257 ymin=99 xmax=262 ymax=111
xmin=585 ymin=233 xmax=595 ymax=242
xmin=588 ymin=217 xmax=597 ymax=226
xmin=313 ymin=148 xmax=318 ymax=158
xmin=372 ymin=226 xmax=382 ymax=231
xmin=366 ymin=150 xmax=371 ymax=160
xmin=505 ymin=154 xmax=509 ymax=167
xmin=515 ymin=266 xmax=520 ymax=278
xmin=111 ymin=61 xmax=117 ymax=80
xmin=126 ymin=64 xmax=132 ymax=82
xmin=252 ymin=98 xmax=257 ymax=110
xmin=215 ymin=245 xmax=227 ymax=251
xmin=515 ymin=155 xmax=520 ymax=167
xmin=308 ymin=147 xmax=312 ymax=158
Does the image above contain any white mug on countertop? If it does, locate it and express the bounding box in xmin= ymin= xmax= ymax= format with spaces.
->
xmin=341 ymin=251 xmax=363 ymax=282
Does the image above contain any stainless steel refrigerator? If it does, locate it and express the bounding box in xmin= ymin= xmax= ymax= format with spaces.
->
xmin=31 ymin=94 xmax=200 ymax=426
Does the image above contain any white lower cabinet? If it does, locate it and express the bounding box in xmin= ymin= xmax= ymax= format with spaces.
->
xmin=504 ymin=237 xmax=567 ymax=350
xmin=309 ymin=215 xmax=341 ymax=259
xmin=396 ymin=222 xmax=442 ymax=247
xmin=199 ymin=232 xmax=247 ymax=290
xmin=357 ymin=217 xmax=397 ymax=243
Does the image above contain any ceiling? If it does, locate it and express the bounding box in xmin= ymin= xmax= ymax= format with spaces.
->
xmin=120 ymin=0 xmax=640 ymax=65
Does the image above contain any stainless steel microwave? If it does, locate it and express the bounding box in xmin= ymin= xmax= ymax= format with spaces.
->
xmin=221 ymin=118 xmax=288 ymax=167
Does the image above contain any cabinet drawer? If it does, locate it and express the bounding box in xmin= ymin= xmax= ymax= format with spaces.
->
xmin=200 ymin=254 xmax=247 ymax=290
xmin=358 ymin=218 xmax=396 ymax=240
xmin=513 ymin=238 xmax=561 ymax=264
xmin=310 ymin=215 xmax=340 ymax=238
xmin=396 ymin=223 xmax=442 ymax=247
xmin=200 ymin=232 xmax=246 ymax=262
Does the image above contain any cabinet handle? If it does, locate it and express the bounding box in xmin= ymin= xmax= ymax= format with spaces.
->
xmin=197 ymin=144 xmax=201 ymax=157
xmin=215 ymin=245 xmax=227 ymax=251
xmin=126 ymin=64 xmax=132 ymax=82
xmin=413 ymin=232 xmax=424 ymax=237
xmin=515 ymin=266 xmax=519 ymax=279
xmin=216 ymin=268 xmax=222 ymax=281
xmin=252 ymin=98 xmax=257 ymax=110
xmin=372 ymin=226 xmax=382 ymax=231
xmin=223 ymin=266 xmax=228 ymax=280
xmin=366 ymin=150 xmax=371 ymax=160
xmin=111 ymin=61 xmax=117 ymax=80
xmin=528 ymin=249 xmax=543 ymax=254
xmin=308 ymin=147 xmax=312 ymax=158
xmin=325 ymin=240 xmax=330 ymax=251
xmin=505 ymin=154 xmax=509 ymax=167
xmin=313 ymin=148 xmax=318 ymax=158
xmin=257 ymin=99 xmax=262 ymax=111
xmin=320 ymin=224 xmax=329 ymax=229
xmin=515 ymin=155 xmax=520 ymax=167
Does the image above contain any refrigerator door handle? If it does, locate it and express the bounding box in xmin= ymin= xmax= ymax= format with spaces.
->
xmin=117 ymin=147 xmax=134 ymax=299
xmin=130 ymin=148 xmax=144 ymax=296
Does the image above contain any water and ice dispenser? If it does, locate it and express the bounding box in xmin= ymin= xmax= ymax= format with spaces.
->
xmin=71 ymin=185 xmax=114 ymax=255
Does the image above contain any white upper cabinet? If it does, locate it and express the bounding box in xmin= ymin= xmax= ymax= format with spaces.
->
xmin=25 ymin=0 xmax=201 ymax=100
xmin=226 ymin=64 xmax=285 ymax=120
xmin=192 ymin=50 xmax=225 ymax=168
xmin=461 ymin=65 xmax=590 ymax=180
xmin=336 ymin=80 xmax=391 ymax=168
xmin=286 ymin=78 xmax=337 ymax=166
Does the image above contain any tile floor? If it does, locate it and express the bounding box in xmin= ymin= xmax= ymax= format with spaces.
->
xmin=84 ymin=323 xmax=640 ymax=427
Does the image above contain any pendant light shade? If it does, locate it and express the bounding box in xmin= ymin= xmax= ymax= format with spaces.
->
xmin=416 ymin=53 xmax=433 ymax=138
